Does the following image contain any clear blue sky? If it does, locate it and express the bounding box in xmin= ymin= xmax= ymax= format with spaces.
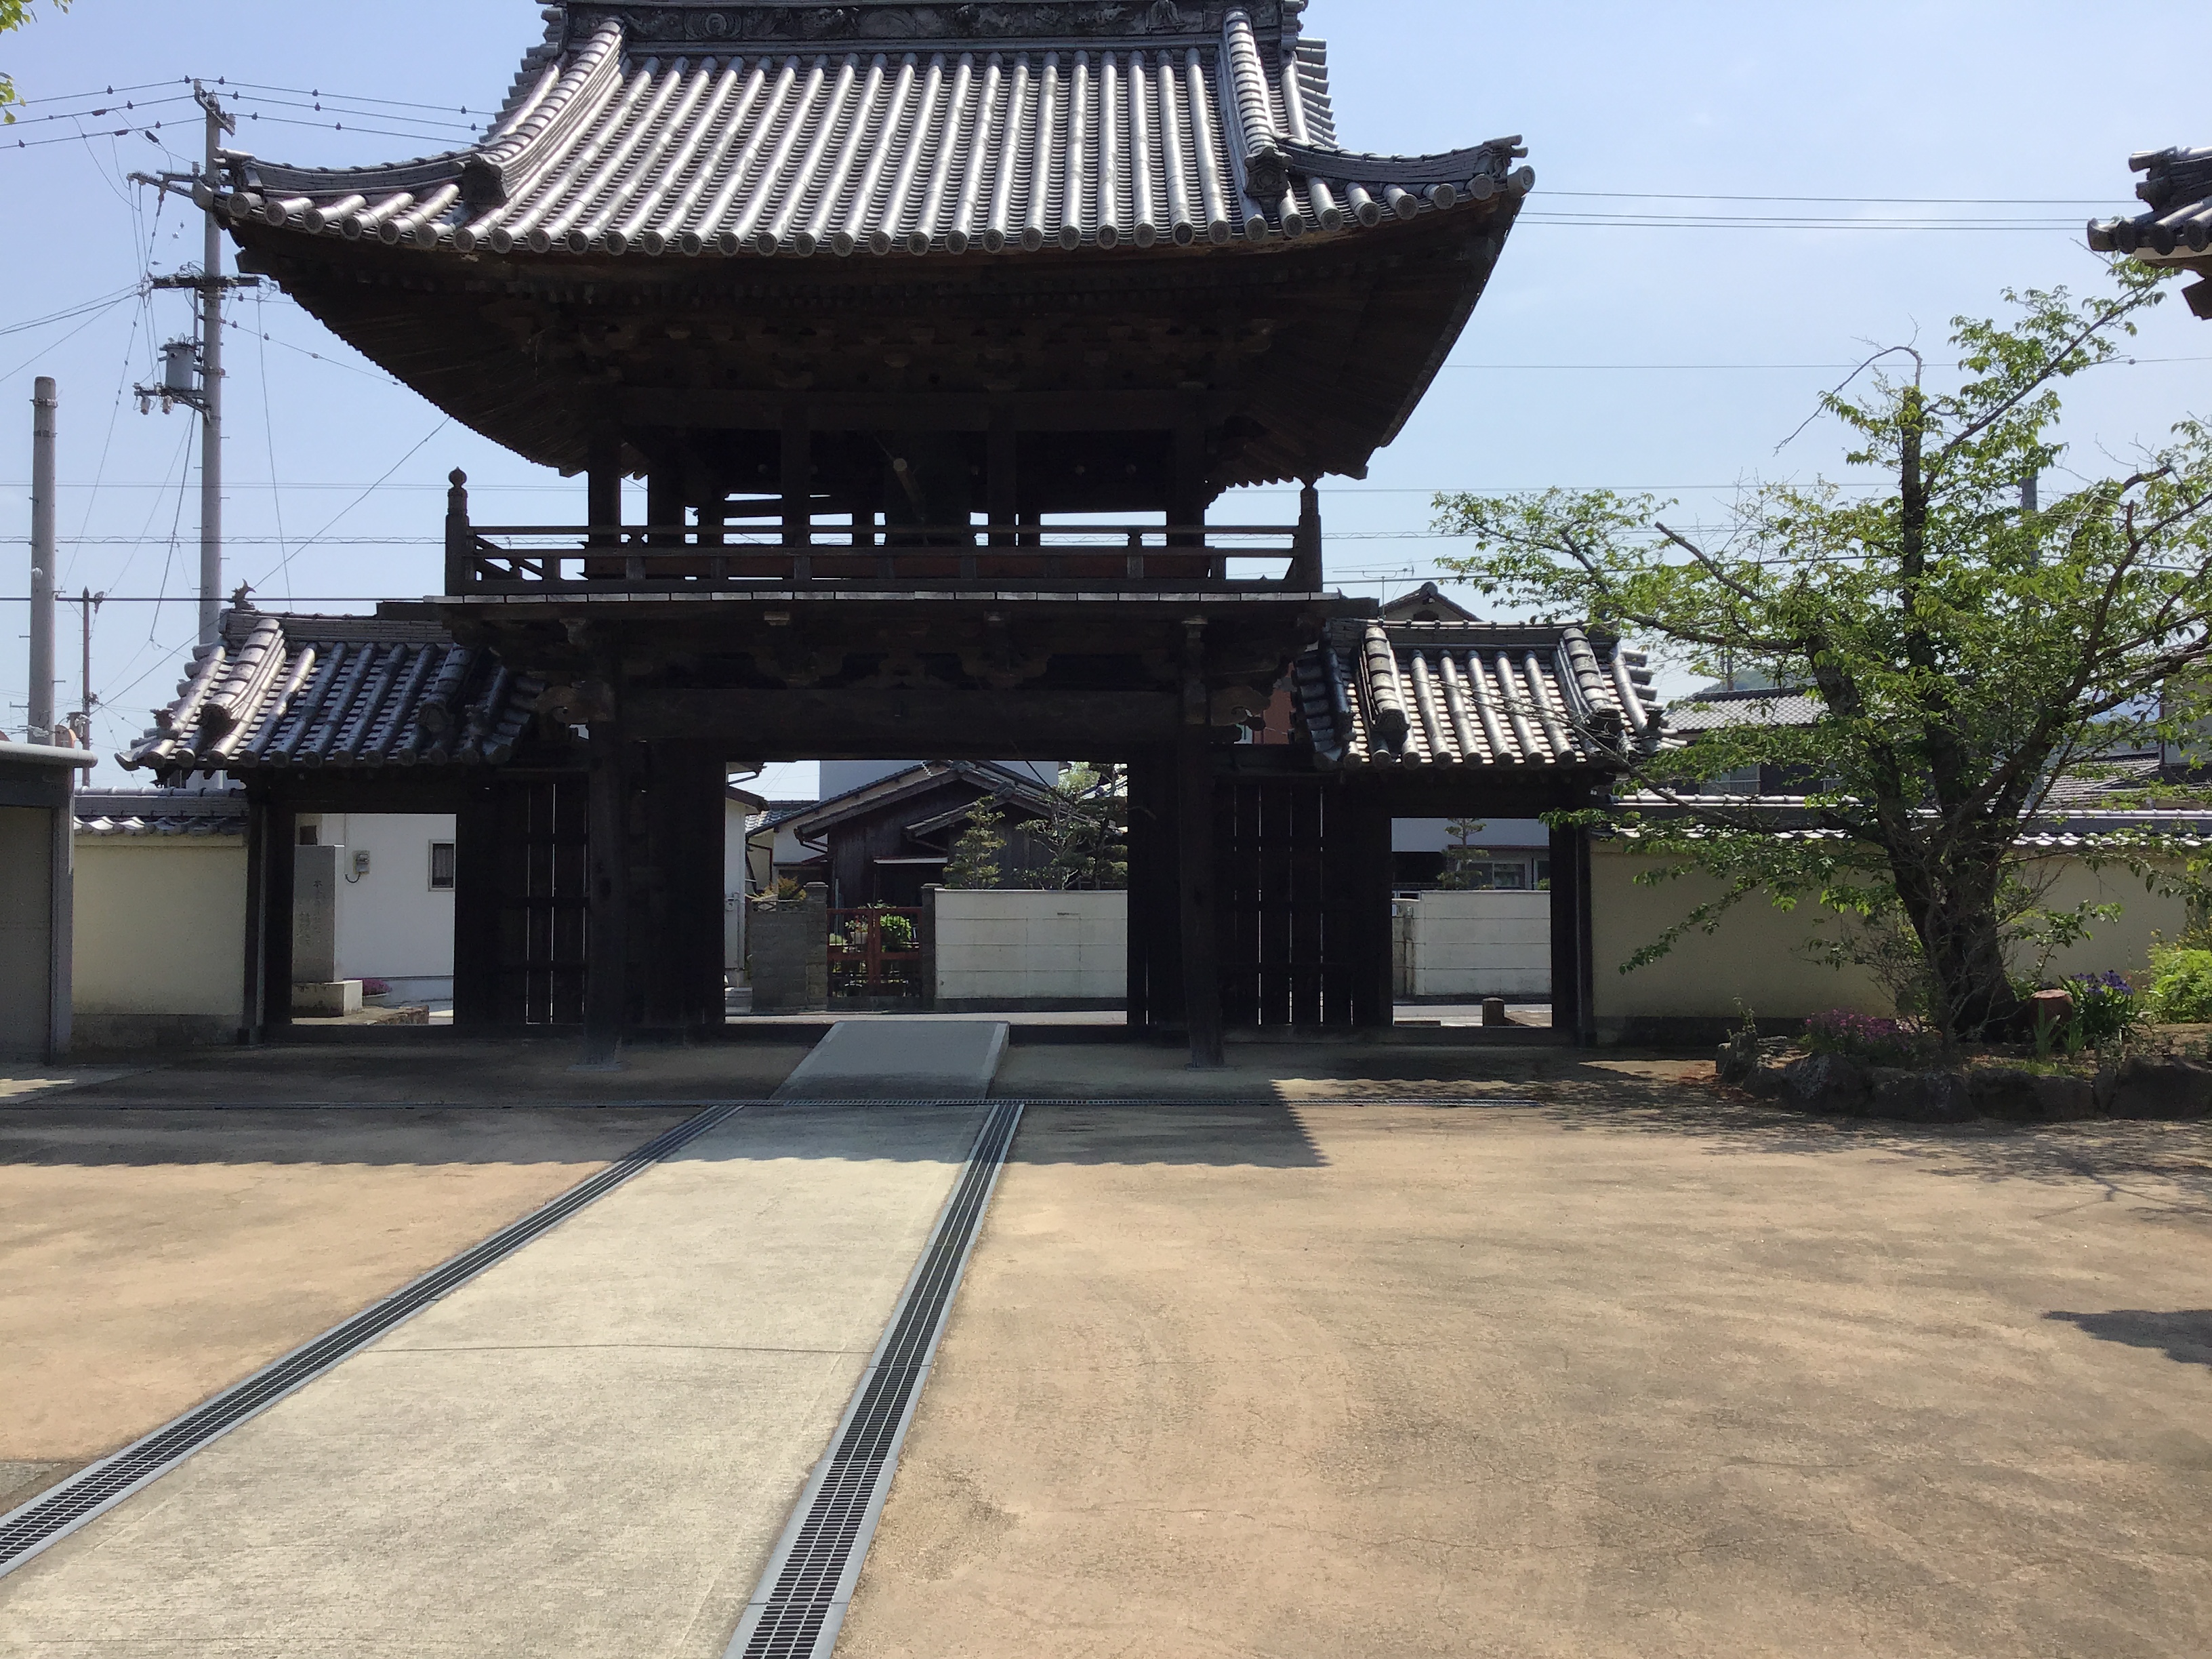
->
xmin=4 ymin=0 xmax=2209 ymax=787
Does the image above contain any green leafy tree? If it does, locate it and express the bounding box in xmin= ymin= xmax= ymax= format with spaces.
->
xmin=943 ymin=797 xmax=1006 ymax=890
xmin=1035 ymin=763 xmax=1130 ymax=890
xmin=1433 ymin=270 xmax=2212 ymax=1039
xmin=1 ymin=1 xmax=72 ymax=122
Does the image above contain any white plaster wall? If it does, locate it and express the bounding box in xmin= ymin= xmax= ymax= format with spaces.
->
xmin=933 ymin=890 xmax=1126 ymax=1002
xmin=73 ymin=836 xmax=247 ymax=1033
xmin=1586 ymin=846 xmax=2193 ymax=1022
xmin=1403 ymin=891 xmax=1553 ymax=996
xmin=724 ymin=797 xmax=750 ymax=975
xmin=310 ymin=813 xmax=457 ymax=987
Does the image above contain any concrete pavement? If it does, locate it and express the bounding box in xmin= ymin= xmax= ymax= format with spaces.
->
xmin=0 ymin=1102 xmax=985 ymax=1658
xmin=840 ymin=1099 xmax=2212 ymax=1659
xmin=0 ymin=1106 xmax=688 ymax=1517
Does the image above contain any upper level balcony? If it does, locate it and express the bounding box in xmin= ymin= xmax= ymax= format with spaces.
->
xmin=440 ymin=473 xmax=1327 ymax=595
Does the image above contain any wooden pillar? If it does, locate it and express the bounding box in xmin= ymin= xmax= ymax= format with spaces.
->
xmin=442 ymin=469 xmax=473 ymax=595
xmin=1177 ymin=728 xmax=1224 ymax=1067
xmin=587 ymin=431 xmax=622 ymax=547
xmin=264 ymin=800 xmax=296 ymax=1036
xmin=1549 ymin=818 xmax=1597 ymax=1046
xmin=781 ymin=403 xmax=813 ymax=548
xmin=583 ymin=714 xmax=629 ymax=1065
xmin=1171 ymin=419 xmax=1207 ymax=551
xmin=634 ymin=745 xmax=726 ymax=1031
xmin=453 ymin=777 xmax=499 ymax=1030
xmin=647 ymin=465 xmax=684 ymax=549
xmin=1177 ymin=620 xmax=1223 ymax=1067
xmin=1124 ymin=749 xmax=1180 ymax=1031
xmin=988 ymin=412 xmax=1018 ymax=546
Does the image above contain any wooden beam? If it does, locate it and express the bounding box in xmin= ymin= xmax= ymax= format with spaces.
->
xmin=453 ymin=777 xmax=499 ymax=1031
xmin=624 ymin=688 xmax=1182 ymax=752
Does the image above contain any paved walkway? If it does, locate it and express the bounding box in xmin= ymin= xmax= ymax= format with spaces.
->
xmin=0 ymin=1102 xmax=984 ymax=1658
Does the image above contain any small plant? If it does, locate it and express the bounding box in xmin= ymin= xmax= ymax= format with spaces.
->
xmin=361 ymin=978 xmax=391 ymax=999
xmin=875 ymin=909 xmax=917 ymax=952
xmin=1801 ymin=1010 xmax=1936 ymax=1068
xmin=2147 ymin=949 xmax=2212 ymax=1024
xmin=2060 ymin=970 xmax=2144 ymax=1054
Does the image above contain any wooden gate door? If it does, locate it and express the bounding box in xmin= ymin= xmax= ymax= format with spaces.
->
xmin=456 ymin=775 xmax=590 ymax=1028
xmin=1216 ymin=777 xmax=1391 ymax=1029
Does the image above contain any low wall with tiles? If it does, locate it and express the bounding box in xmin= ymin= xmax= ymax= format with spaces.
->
xmin=929 ymin=888 xmax=1126 ymax=1011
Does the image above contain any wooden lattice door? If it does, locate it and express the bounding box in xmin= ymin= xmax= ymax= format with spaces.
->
xmin=456 ymin=776 xmax=589 ymax=1027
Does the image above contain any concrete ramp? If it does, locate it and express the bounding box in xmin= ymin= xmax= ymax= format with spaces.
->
xmin=775 ymin=1021 xmax=1009 ymax=1101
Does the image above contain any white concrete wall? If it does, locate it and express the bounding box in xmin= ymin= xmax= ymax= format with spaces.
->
xmin=73 ymin=835 xmax=247 ymax=1045
xmin=724 ymin=797 xmax=749 ymax=977
xmin=933 ymin=889 xmax=1126 ymax=1004
xmin=1400 ymin=890 xmax=1553 ymax=997
xmin=307 ymin=813 xmax=457 ymax=993
xmin=1587 ymin=844 xmax=2194 ymax=1027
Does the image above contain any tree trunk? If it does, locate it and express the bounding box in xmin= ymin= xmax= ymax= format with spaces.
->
xmin=1892 ymin=845 xmax=2022 ymax=1039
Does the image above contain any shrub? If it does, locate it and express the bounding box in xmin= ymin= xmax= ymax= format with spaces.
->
xmin=2148 ymin=950 xmax=2212 ymax=1024
xmin=2061 ymin=970 xmax=2145 ymax=1052
xmin=1801 ymin=1010 xmax=1936 ymax=1067
xmin=361 ymin=978 xmax=391 ymax=998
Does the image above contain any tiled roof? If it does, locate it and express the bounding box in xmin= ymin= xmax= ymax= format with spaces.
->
xmin=2087 ymin=144 xmax=2212 ymax=317
xmin=74 ymin=789 xmax=247 ymax=838
xmin=211 ymin=5 xmax=1530 ymax=261
xmin=119 ymin=610 xmax=544 ymax=777
xmin=1294 ymin=620 xmax=1660 ymax=770
xmin=1664 ymin=688 xmax=1826 ymax=734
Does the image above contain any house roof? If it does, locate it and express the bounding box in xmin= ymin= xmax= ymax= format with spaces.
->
xmin=1294 ymin=619 xmax=1660 ymax=770
xmin=781 ymin=758 xmax=1060 ymax=838
xmin=1663 ymin=687 xmax=1826 ymax=734
xmin=213 ymin=5 xmax=1529 ymax=264
xmin=119 ymin=609 xmax=545 ymax=777
xmin=1378 ymin=581 xmax=1482 ymax=626
xmin=74 ymin=789 xmax=249 ymax=838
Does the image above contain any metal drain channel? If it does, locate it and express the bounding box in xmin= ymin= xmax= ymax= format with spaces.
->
xmin=729 ymin=1098 xmax=1025 ymax=1659
xmin=0 ymin=1101 xmax=747 ymax=1580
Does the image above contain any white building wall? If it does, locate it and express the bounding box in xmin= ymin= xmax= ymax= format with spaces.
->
xmin=1401 ymin=890 xmax=1553 ymax=997
xmin=307 ymin=813 xmax=457 ymax=996
xmin=933 ymin=889 xmax=1126 ymax=1004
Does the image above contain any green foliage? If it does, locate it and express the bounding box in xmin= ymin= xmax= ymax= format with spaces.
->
xmin=754 ymin=875 xmax=808 ymax=908
xmin=2148 ymin=949 xmax=2212 ymax=1023
xmin=2060 ymin=971 xmax=2146 ymax=1054
xmin=1433 ymin=817 xmax=1487 ymax=890
xmin=1 ymin=1 xmax=71 ymax=121
xmin=1434 ymin=270 xmax=2212 ymax=1039
xmin=1033 ymin=763 xmax=1129 ymax=890
xmin=943 ymin=798 xmax=1006 ymax=890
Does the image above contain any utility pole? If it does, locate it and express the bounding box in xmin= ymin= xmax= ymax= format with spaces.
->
xmin=131 ymin=85 xmax=253 ymax=649
xmin=195 ymin=83 xmax=234 ymax=646
xmin=28 ymin=377 xmax=57 ymax=746
xmin=63 ymin=588 xmax=104 ymax=746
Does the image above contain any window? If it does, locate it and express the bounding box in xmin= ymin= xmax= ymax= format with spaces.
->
xmin=429 ymin=841 xmax=457 ymax=892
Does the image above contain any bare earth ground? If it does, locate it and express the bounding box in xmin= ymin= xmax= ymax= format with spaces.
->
xmin=0 ymin=1105 xmax=687 ymax=1513
xmin=842 ymin=1090 xmax=2212 ymax=1659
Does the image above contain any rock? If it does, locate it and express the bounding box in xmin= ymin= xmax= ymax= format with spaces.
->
xmin=1968 ymin=1067 xmax=2100 ymax=1124
xmin=1779 ymin=1052 xmax=1872 ymax=1113
xmin=2104 ymin=1057 xmax=2212 ymax=1121
xmin=1866 ymin=1067 xmax=1975 ymax=1124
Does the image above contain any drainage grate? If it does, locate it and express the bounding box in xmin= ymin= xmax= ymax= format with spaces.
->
xmin=0 ymin=1101 xmax=747 ymax=1580
xmin=729 ymin=1099 xmax=1025 ymax=1659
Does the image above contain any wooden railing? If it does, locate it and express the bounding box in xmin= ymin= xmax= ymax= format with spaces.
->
xmin=442 ymin=473 xmax=1326 ymax=593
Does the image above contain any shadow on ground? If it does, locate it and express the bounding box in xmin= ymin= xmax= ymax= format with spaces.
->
xmin=2046 ymin=1309 xmax=2212 ymax=1368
